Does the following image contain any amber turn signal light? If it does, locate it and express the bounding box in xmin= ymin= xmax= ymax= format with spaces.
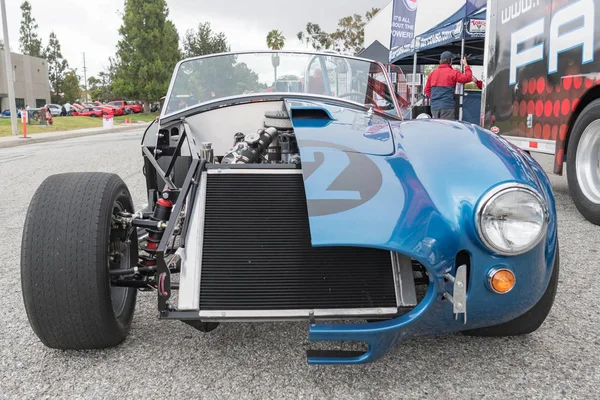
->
xmin=488 ymin=268 xmax=516 ymax=294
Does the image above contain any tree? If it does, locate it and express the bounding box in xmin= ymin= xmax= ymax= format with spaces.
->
xmin=62 ymin=70 xmax=81 ymax=103
xmin=88 ymin=69 xmax=115 ymax=102
xmin=365 ymin=8 xmax=380 ymax=21
xmin=112 ymin=0 xmax=181 ymax=112
xmin=19 ymin=1 xmax=43 ymax=57
xmin=297 ymin=23 xmax=333 ymax=51
xmin=88 ymin=76 xmax=102 ymax=100
xmin=266 ymin=30 xmax=285 ymax=82
xmin=182 ymin=22 xmax=229 ymax=58
xmin=297 ymin=7 xmax=380 ymax=55
xmin=45 ymin=32 xmax=69 ymax=103
xmin=169 ymin=54 xmax=266 ymax=112
xmin=266 ymin=30 xmax=285 ymax=50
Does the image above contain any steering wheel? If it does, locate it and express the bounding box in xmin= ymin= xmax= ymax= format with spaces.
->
xmin=339 ymin=92 xmax=366 ymax=102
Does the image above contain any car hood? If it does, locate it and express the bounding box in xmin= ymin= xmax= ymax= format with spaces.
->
xmin=284 ymin=98 xmax=395 ymax=156
xmin=286 ymin=99 xmax=554 ymax=264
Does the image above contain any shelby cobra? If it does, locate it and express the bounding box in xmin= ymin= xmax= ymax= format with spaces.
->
xmin=21 ymin=51 xmax=558 ymax=364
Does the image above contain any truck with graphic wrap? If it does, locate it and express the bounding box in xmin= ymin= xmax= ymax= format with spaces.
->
xmin=482 ymin=0 xmax=600 ymax=224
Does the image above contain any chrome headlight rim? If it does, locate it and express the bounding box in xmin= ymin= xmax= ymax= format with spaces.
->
xmin=476 ymin=183 xmax=549 ymax=256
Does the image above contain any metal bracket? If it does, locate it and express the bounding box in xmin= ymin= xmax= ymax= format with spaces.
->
xmin=443 ymin=264 xmax=467 ymax=324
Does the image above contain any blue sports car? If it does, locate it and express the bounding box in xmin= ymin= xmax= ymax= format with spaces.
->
xmin=21 ymin=51 xmax=558 ymax=364
xmin=1 ymin=109 xmax=21 ymax=118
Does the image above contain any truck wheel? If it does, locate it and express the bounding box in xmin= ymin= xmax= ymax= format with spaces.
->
xmin=567 ymin=99 xmax=600 ymax=225
xmin=462 ymin=245 xmax=559 ymax=337
xmin=21 ymin=172 xmax=138 ymax=349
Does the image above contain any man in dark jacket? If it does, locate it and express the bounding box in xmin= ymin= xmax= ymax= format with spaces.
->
xmin=424 ymin=51 xmax=473 ymax=119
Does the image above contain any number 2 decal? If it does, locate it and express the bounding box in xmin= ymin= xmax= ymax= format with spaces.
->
xmin=302 ymin=147 xmax=362 ymax=201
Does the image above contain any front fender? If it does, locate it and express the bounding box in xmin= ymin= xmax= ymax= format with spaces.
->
xmin=287 ymin=102 xmax=558 ymax=364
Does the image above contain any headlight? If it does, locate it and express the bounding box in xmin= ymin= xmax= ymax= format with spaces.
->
xmin=476 ymin=184 xmax=548 ymax=255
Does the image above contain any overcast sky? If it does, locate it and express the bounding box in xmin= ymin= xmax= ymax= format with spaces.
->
xmin=2 ymin=0 xmax=461 ymax=79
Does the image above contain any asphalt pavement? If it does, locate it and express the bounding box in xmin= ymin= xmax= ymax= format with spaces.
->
xmin=0 ymin=129 xmax=599 ymax=399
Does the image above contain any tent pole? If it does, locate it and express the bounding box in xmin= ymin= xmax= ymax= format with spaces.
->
xmin=411 ymin=53 xmax=417 ymax=106
xmin=458 ymin=37 xmax=465 ymax=121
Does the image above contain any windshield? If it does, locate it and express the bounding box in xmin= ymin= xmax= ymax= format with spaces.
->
xmin=164 ymin=51 xmax=398 ymax=117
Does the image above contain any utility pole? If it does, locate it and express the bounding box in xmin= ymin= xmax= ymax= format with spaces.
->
xmin=82 ymin=52 xmax=88 ymax=102
xmin=1 ymin=0 xmax=18 ymax=136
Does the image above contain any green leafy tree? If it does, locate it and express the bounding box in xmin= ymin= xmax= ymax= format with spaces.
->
xmin=168 ymin=55 xmax=266 ymax=114
xmin=297 ymin=23 xmax=333 ymax=50
xmin=88 ymin=64 xmax=116 ymax=102
xmin=112 ymin=0 xmax=181 ymax=112
xmin=88 ymin=76 xmax=102 ymax=101
xmin=298 ymin=7 xmax=379 ymax=55
xmin=45 ymin=31 xmax=69 ymax=103
xmin=266 ymin=29 xmax=285 ymax=50
xmin=365 ymin=8 xmax=380 ymax=20
xmin=266 ymin=30 xmax=285 ymax=82
xmin=331 ymin=8 xmax=379 ymax=54
xmin=424 ymin=65 xmax=436 ymax=75
xmin=19 ymin=1 xmax=43 ymax=57
xmin=62 ymin=70 xmax=81 ymax=103
xmin=182 ymin=22 xmax=229 ymax=58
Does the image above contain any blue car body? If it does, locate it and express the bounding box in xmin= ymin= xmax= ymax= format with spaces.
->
xmin=1 ymin=109 xmax=21 ymax=118
xmin=285 ymin=100 xmax=557 ymax=364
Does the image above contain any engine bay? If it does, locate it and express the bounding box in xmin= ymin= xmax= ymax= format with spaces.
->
xmin=209 ymin=108 xmax=300 ymax=166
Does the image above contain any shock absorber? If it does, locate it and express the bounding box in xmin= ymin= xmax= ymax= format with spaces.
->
xmin=141 ymin=197 xmax=173 ymax=267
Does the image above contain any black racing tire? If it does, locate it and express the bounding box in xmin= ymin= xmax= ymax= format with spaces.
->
xmin=156 ymin=156 xmax=192 ymax=189
xmin=566 ymin=99 xmax=600 ymax=225
xmin=90 ymin=113 xmax=98 ymax=118
xmin=21 ymin=172 xmax=138 ymax=349
xmin=462 ymin=245 xmax=559 ymax=337
xmin=125 ymin=108 xmax=134 ymax=115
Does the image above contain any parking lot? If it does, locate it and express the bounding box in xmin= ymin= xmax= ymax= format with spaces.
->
xmin=1 ymin=129 xmax=599 ymax=399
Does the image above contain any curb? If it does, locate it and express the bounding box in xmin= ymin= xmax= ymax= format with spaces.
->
xmin=0 ymin=123 xmax=148 ymax=150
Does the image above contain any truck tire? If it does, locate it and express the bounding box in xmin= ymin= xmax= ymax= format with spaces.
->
xmin=462 ymin=245 xmax=559 ymax=337
xmin=21 ymin=172 xmax=138 ymax=349
xmin=567 ymin=99 xmax=600 ymax=225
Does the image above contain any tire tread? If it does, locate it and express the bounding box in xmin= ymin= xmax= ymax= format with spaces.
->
xmin=21 ymin=172 xmax=136 ymax=349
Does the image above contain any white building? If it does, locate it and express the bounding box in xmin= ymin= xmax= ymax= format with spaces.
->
xmin=0 ymin=50 xmax=50 ymax=110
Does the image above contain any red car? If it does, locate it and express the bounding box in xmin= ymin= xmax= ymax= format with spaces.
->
xmin=108 ymin=100 xmax=143 ymax=114
xmin=72 ymin=106 xmax=113 ymax=117
xmin=102 ymin=105 xmax=124 ymax=116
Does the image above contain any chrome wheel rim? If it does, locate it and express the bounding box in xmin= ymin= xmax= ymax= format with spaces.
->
xmin=576 ymin=120 xmax=600 ymax=205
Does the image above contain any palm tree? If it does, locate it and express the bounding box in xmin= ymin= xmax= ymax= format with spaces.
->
xmin=266 ymin=30 xmax=285 ymax=82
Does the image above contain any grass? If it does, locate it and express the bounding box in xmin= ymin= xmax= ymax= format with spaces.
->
xmin=115 ymin=113 xmax=158 ymax=123
xmin=0 ymin=113 xmax=158 ymax=137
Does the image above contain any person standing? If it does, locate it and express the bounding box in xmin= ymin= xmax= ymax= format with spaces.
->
xmin=424 ymin=51 xmax=473 ymax=119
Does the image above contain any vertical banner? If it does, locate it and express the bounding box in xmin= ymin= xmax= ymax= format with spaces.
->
xmin=466 ymin=0 xmax=486 ymax=15
xmin=389 ymin=0 xmax=418 ymax=62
